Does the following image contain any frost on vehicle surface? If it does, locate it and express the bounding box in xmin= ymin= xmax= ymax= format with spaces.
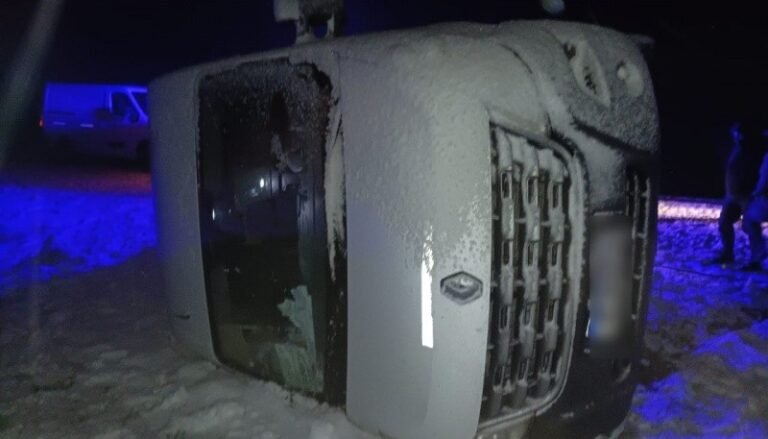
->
xmin=150 ymin=20 xmax=658 ymax=439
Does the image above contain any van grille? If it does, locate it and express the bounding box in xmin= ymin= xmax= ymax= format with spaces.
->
xmin=481 ymin=126 xmax=575 ymax=420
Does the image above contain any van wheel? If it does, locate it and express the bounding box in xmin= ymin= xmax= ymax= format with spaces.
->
xmin=136 ymin=140 xmax=150 ymax=169
xmin=52 ymin=136 xmax=75 ymax=161
xmin=55 ymin=136 xmax=73 ymax=150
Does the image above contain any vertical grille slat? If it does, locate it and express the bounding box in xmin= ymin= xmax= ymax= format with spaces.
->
xmin=626 ymin=167 xmax=651 ymax=321
xmin=487 ymin=130 xmax=514 ymax=416
xmin=535 ymin=157 xmax=568 ymax=397
xmin=483 ymin=126 xmax=577 ymax=421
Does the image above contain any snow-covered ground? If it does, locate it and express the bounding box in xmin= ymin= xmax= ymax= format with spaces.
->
xmin=0 ymin=166 xmax=372 ymax=439
xmin=627 ymin=220 xmax=768 ymax=438
xmin=1 ymin=166 xmax=767 ymax=438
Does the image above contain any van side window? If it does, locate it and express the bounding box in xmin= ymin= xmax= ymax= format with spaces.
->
xmin=111 ymin=92 xmax=139 ymax=123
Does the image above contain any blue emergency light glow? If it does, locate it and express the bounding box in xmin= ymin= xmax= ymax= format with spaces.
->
xmin=0 ymin=183 xmax=156 ymax=295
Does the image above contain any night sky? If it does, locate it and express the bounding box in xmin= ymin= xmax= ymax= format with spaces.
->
xmin=2 ymin=0 xmax=767 ymax=197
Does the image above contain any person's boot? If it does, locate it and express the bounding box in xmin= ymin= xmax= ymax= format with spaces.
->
xmin=739 ymin=260 xmax=764 ymax=272
xmin=707 ymin=251 xmax=735 ymax=265
xmin=740 ymin=246 xmax=768 ymax=271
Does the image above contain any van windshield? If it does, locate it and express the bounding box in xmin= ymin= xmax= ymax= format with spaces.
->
xmin=132 ymin=91 xmax=148 ymax=115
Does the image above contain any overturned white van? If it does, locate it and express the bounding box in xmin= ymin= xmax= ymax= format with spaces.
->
xmin=41 ymin=83 xmax=150 ymax=162
xmin=151 ymin=20 xmax=659 ymax=439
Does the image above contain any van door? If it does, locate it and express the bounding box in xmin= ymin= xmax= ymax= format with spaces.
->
xmin=107 ymin=91 xmax=142 ymax=157
xmin=88 ymin=90 xmax=143 ymax=158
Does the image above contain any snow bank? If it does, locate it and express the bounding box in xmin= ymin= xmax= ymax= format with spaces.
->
xmin=0 ymin=183 xmax=156 ymax=295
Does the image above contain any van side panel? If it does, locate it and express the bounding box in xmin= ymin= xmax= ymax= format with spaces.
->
xmin=149 ymin=72 xmax=218 ymax=360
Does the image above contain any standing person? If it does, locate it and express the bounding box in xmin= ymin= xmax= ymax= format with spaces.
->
xmin=710 ymin=122 xmax=764 ymax=264
xmin=740 ymin=120 xmax=768 ymax=270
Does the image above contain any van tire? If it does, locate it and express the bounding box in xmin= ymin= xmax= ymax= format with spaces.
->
xmin=51 ymin=136 xmax=75 ymax=161
xmin=56 ymin=135 xmax=73 ymax=150
xmin=136 ymin=140 xmax=150 ymax=168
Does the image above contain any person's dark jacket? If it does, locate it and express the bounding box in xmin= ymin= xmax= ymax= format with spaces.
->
xmin=726 ymin=144 xmax=764 ymax=201
xmin=751 ymin=152 xmax=768 ymax=197
xmin=744 ymin=126 xmax=768 ymax=197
